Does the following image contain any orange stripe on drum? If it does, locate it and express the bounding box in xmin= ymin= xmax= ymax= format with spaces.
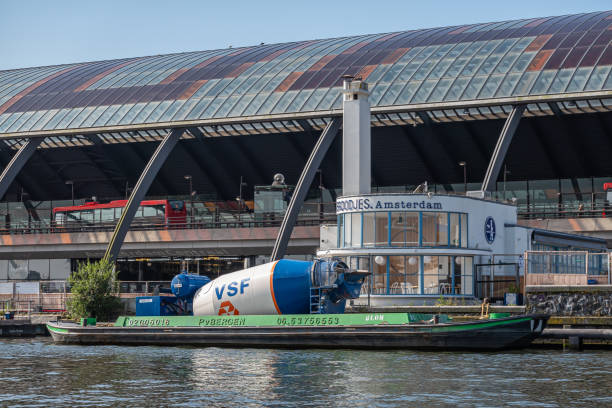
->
xmin=269 ymin=260 xmax=281 ymax=314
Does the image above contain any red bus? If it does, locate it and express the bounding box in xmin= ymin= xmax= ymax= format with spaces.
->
xmin=605 ymin=183 xmax=612 ymax=200
xmin=53 ymin=199 xmax=187 ymax=227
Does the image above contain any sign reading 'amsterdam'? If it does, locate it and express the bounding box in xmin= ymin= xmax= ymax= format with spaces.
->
xmin=336 ymin=196 xmax=443 ymax=214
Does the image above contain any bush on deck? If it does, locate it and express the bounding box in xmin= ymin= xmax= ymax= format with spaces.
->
xmin=67 ymin=259 xmax=122 ymax=322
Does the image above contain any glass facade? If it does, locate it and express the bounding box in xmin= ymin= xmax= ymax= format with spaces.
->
xmin=338 ymin=208 xmax=473 ymax=296
xmin=348 ymin=255 xmax=474 ymax=296
xmin=338 ymin=211 xmax=467 ymax=248
xmin=1 ymin=11 xmax=611 ymax=134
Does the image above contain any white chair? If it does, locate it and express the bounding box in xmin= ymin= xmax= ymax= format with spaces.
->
xmin=401 ymin=282 xmax=415 ymax=294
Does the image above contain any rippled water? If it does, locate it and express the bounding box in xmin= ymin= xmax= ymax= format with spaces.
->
xmin=0 ymin=337 xmax=611 ymax=407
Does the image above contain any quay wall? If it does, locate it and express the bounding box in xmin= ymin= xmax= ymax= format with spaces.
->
xmin=526 ymin=285 xmax=612 ymax=316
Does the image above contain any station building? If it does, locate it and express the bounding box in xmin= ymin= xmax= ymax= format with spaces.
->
xmin=0 ymin=10 xmax=611 ymax=307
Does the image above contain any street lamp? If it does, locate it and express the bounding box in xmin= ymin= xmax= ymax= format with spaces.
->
xmin=503 ymin=165 xmax=511 ymax=196
xmin=65 ymin=180 xmax=74 ymax=205
xmin=458 ymin=161 xmax=467 ymax=194
xmin=236 ymin=176 xmax=247 ymax=222
xmin=184 ymin=175 xmax=193 ymax=222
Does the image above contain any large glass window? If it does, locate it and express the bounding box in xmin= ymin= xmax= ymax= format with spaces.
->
xmin=363 ymin=212 xmax=375 ymax=247
xmin=423 ymin=255 xmax=449 ymax=294
xmin=351 ymin=213 xmax=361 ymax=248
xmin=460 ymin=214 xmax=468 ymax=248
xmin=450 ymin=213 xmax=460 ymax=246
xmin=372 ymin=256 xmax=387 ymax=294
xmin=348 ymin=255 xmax=474 ymax=297
xmin=341 ymin=211 xmax=466 ymax=248
xmin=458 ymin=257 xmax=473 ymax=295
xmin=343 ymin=214 xmax=352 ymax=248
xmin=422 ymin=212 xmax=448 ymax=246
xmin=390 ymin=212 xmax=418 ymax=247
xmin=375 ymin=212 xmax=388 ymax=246
xmin=388 ymin=256 xmax=419 ymax=295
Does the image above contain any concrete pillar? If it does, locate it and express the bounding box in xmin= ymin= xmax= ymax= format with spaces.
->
xmin=342 ymin=76 xmax=371 ymax=196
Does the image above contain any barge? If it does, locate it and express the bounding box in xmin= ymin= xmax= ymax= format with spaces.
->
xmin=47 ymin=313 xmax=549 ymax=350
xmin=47 ymin=259 xmax=549 ymax=350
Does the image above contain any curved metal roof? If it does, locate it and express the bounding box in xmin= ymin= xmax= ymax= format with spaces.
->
xmin=0 ymin=10 xmax=611 ymax=137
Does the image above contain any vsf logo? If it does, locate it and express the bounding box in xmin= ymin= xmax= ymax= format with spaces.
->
xmin=215 ymin=278 xmax=250 ymax=300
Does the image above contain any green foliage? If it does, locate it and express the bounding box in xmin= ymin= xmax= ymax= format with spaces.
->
xmin=435 ymin=295 xmax=454 ymax=306
xmin=507 ymin=284 xmax=519 ymax=294
xmin=67 ymin=259 xmax=122 ymax=322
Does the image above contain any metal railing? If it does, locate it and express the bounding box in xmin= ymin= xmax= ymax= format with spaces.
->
xmin=0 ymin=279 xmax=174 ymax=313
xmin=525 ymin=251 xmax=611 ymax=286
xmin=0 ymin=195 xmax=610 ymax=235
xmin=0 ymin=201 xmax=337 ymax=235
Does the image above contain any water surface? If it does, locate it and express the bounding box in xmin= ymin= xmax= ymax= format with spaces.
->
xmin=0 ymin=337 xmax=610 ymax=407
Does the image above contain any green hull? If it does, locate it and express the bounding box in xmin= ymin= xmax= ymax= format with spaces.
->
xmin=47 ymin=313 xmax=549 ymax=350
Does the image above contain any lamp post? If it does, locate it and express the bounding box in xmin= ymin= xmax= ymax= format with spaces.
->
xmin=458 ymin=161 xmax=467 ymax=194
xmin=65 ymin=180 xmax=74 ymax=205
xmin=503 ymin=165 xmax=511 ymax=197
xmin=184 ymin=175 xmax=193 ymax=223
xmin=236 ymin=176 xmax=247 ymax=222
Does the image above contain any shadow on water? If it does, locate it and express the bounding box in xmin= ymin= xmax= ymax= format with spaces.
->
xmin=0 ymin=337 xmax=611 ymax=407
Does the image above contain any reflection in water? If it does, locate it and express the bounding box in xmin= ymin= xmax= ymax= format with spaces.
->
xmin=0 ymin=337 xmax=611 ymax=407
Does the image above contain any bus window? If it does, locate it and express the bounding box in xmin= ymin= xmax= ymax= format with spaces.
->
xmin=66 ymin=211 xmax=81 ymax=222
xmin=55 ymin=212 xmax=67 ymax=225
xmin=143 ymin=205 xmax=165 ymax=217
xmin=80 ymin=210 xmax=95 ymax=223
xmin=168 ymin=200 xmax=184 ymax=211
xmin=101 ymin=208 xmax=115 ymax=221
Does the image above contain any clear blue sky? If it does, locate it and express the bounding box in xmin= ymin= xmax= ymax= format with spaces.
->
xmin=1 ymin=0 xmax=609 ymax=70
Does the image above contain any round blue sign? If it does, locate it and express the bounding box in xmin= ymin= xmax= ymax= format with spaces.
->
xmin=484 ymin=216 xmax=496 ymax=244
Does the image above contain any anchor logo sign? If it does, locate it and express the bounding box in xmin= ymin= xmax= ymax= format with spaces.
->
xmin=218 ymin=300 xmax=240 ymax=316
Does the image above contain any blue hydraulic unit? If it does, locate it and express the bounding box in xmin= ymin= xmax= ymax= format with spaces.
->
xmin=135 ymin=273 xmax=211 ymax=316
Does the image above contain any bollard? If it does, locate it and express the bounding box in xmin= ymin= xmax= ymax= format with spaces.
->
xmin=568 ymin=336 xmax=583 ymax=351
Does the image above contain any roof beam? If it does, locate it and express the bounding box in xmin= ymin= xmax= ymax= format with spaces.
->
xmin=104 ymin=129 xmax=182 ymax=262
xmin=482 ymin=105 xmax=525 ymax=192
xmin=271 ymin=118 xmax=341 ymax=261
xmin=0 ymin=139 xmax=43 ymax=200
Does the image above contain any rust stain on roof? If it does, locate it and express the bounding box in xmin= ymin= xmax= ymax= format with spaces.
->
xmin=526 ymin=34 xmax=553 ymax=52
xmin=381 ymin=47 xmax=410 ymax=64
xmin=526 ymin=49 xmax=554 ymax=71
xmin=357 ymin=64 xmax=377 ymax=80
xmin=74 ymin=59 xmax=140 ymax=91
xmin=308 ymin=54 xmax=338 ymax=71
xmin=178 ymin=79 xmax=208 ymax=100
xmin=275 ymin=71 xmax=303 ymax=92
xmin=0 ymin=65 xmax=83 ymax=115
xmin=228 ymin=62 xmax=255 ymax=77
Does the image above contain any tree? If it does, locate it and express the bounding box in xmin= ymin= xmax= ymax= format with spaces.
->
xmin=67 ymin=259 xmax=122 ymax=321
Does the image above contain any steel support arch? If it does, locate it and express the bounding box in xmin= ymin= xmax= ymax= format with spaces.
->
xmin=270 ymin=117 xmax=341 ymax=261
xmin=104 ymin=129 xmax=182 ymax=262
xmin=481 ymin=105 xmax=525 ymax=192
xmin=0 ymin=138 xmax=43 ymax=200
